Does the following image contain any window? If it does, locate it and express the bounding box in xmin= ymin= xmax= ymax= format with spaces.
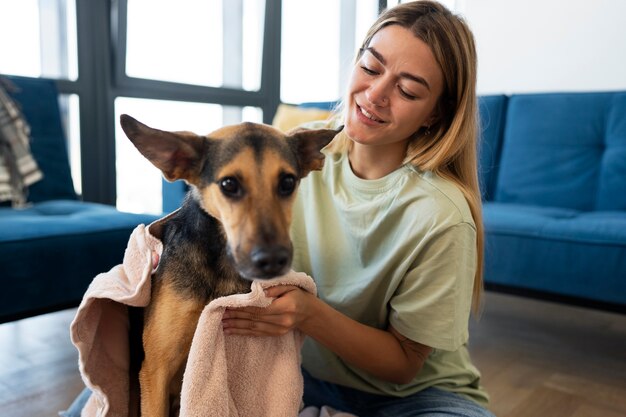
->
xmin=58 ymin=94 xmax=81 ymax=194
xmin=280 ymin=0 xmax=379 ymax=104
xmin=0 ymin=0 xmax=78 ymax=80
xmin=125 ymin=0 xmax=264 ymax=91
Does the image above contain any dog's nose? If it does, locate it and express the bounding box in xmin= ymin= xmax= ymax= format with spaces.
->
xmin=250 ymin=246 xmax=291 ymax=277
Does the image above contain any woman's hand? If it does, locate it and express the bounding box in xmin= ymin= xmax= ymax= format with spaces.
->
xmin=221 ymin=285 xmax=315 ymax=337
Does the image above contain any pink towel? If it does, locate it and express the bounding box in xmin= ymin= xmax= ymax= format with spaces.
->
xmin=70 ymin=221 xmax=317 ymax=417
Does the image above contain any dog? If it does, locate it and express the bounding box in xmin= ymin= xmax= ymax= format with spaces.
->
xmin=119 ymin=114 xmax=340 ymax=417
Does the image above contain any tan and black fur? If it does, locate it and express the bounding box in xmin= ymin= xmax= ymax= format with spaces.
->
xmin=120 ymin=115 xmax=340 ymax=417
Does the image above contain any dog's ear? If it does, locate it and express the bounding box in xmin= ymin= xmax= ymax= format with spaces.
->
xmin=288 ymin=126 xmax=342 ymax=177
xmin=120 ymin=114 xmax=208 ymax=183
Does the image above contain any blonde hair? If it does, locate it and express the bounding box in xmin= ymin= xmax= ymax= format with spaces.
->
xmin=329 ymin=1 xmax=484 ymax=314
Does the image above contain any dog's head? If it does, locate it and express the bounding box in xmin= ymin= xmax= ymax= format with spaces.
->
xmin=120 ymin=115 xmax=340 ymax=279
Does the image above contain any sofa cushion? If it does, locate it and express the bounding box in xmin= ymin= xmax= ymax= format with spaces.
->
xmin=484 ymin=202 xmax=626 ymax=245
xmin=478 ymin=95 xmax=508 ymax=201
xmin=494 ymin=92 xmax=614 ymax=211
xmin=483 ymin=202 xmax=579 ymax=236
xmin=271 ymin=103 xmax=334 ymax=133
xmin=541 ymin=211 xmax=626 ymax=245
xmin=0 ymin=200 xmax=160 ymax=321
xmin=0 ymin=200 xmax=160 ymax=241
xmin=5 ymin=75 xmax=77 ymax=202
xmin=597 ymin=92 xmax=626 ymax=210
xmin=483 ymin=202 xmax=626 ymax=304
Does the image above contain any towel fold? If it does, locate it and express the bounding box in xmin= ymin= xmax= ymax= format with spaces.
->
xmin=70 ymin=221 xmax=318 ymax=417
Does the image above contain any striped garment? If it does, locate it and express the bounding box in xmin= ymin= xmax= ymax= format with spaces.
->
xmin=0 ymin=79 xmax=43 ymax=207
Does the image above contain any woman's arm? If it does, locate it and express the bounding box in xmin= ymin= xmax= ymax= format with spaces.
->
xmin=221 ymin=285 xmax=432 ymax=384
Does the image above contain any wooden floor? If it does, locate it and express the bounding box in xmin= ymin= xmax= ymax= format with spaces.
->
xmin=0 ymin=291 xmax=625 ymax=417
xmin=0 ymin=308 xmax=84 ymax=417
xmin=468 ymin=293 xmax=626 ymax=417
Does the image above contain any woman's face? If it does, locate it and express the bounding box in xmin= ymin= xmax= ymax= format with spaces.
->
xmin=345 ymin=25 xmax=444 ymax=148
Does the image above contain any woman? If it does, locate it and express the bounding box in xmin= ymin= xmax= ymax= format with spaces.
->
xmin=222 ymin=1 xmax=494 ymax=416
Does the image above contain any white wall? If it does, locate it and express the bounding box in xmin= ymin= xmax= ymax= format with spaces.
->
xmin=461 ymin=0 xmax=626 ymax=95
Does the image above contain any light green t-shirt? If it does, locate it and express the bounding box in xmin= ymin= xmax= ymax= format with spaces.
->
xmin=290 ymin=141 xmax=489 ymax=406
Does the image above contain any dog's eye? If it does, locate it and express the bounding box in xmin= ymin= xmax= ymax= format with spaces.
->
xmin=219 ymin=177 xmax=243 ymax=198
xmin=278 ymin=174 xmax=297 ymax=197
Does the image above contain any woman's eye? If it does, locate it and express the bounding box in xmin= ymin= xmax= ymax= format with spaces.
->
xmin=399 ymin=87 xmax=417 ymax=100
xmin=360 ymin=65 xmax=377 ymax=75
xmin=278 ymin=174 xmax=297 ymax=197
xmin=219 ymin=177 xmax=243 ymax=198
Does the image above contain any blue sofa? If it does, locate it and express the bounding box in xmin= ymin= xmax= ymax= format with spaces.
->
xmin=0 ymin=75 xmax=160 ymax=322
xmin=479 ymin=92 xmax=626 ymax=310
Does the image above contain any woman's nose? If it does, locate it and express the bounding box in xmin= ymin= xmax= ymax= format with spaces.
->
xmin=365 ymin=79 xmax=391 ymax=107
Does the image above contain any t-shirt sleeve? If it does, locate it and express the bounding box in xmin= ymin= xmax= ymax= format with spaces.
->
xmin=389 ymin=222 xmax=477 ymax=351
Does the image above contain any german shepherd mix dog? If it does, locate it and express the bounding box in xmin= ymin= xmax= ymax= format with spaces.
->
xmin=120 ymin=115 xmax=340 ymax=417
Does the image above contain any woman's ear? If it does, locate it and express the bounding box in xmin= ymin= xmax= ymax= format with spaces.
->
xmin=424 ymin=111 xmax=440 ymax=129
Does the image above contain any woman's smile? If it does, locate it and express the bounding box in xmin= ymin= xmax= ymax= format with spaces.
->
xmin=356 ymin=103 xmax=386 ymax=124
